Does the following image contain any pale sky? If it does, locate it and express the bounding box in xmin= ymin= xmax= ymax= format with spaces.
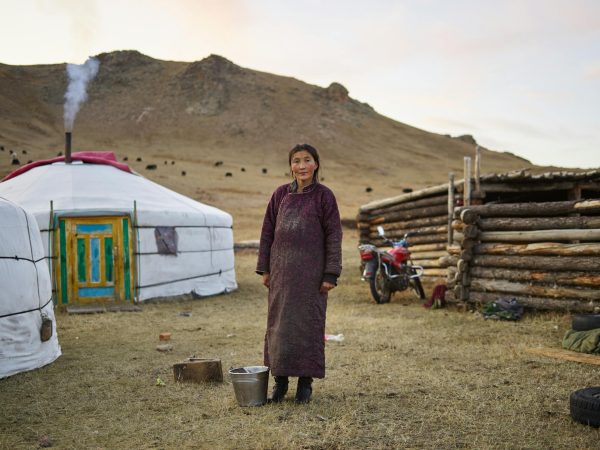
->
xmin=1 ymin=0 xmax=598 ymax=168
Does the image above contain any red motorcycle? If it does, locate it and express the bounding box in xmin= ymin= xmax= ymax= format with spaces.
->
xmin=358 ymin=226 xmax=425 ymax=304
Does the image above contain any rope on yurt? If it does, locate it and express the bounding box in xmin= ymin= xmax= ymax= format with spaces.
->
xmin=23 ymin=207 xmax=43 ymax=316
xmin=136 ymin=267 xmax=234 ymax=289
xmin=0 ymin=298 xmax=53 ymax=319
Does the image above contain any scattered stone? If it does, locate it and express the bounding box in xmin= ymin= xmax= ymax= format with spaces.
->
xmin=181 ymin=171 xmax=186 ymax=176
xmin=136 ymin=157 xmax=142 ymax=162
xmin=156 ymin=344 xmax=173 ymax=352
xmin=178 ymin=311 xmax=192 ymax=317
xmin=225 ymin=172 xmax=232 ymax=177
xmin=365 ymin=187 xmax=372 ymax=192
xmin=146 ymin=164 xmax=157 ymax=170
xmin=262 ymin=168 xmax=268 ymax=174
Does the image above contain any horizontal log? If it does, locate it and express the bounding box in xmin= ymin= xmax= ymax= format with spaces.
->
xmin=411 ymin=258 xmax=444 ymax=268
xmin=360 ymin=183 xmax=453 ymax=212
xmin=470 ymin=278 xmax=600 ymax=301
xmin=474 ymin=242 xmax=600 ymax=256
xmin=479 ymin=216 xmax=600 ymax=231
xmin=451 ymin=220 xmax=465 ymax=231
xmin=469 ymin=266 xmax=600 ymax=288
xmin=447 ymin=244 xmax=461 ymax=255
xmin=368 ymin=224 xmax=447 ymax=240
xmin=369 ymin=205 xmax=449 ymax=224
xmin=422 ymin=268 xmax=448 ymax=277
xmin=468 ymin=291 xmax=597 ymax=313
xmin=367 ymin=233 xmax=448 ymax=247
xmin=368 ymin=194 xmax=448 ymax=216
xmin=479 ymin=229 xmax=600 ymax=243
xmin=438 ymin=255 xmax=459 ymax=267
xmin=458 ymin=200 xmax=600 ymax=218
xmin=471 ymin=254 xmax=600 ymax=272
xmin=479 ymin=181 xmax=579 ymax=193
xmin=460 ymin=209 xmax=479 ymax=225
xmin=410 ymin=250 xmax=449 ymax=260
xmin=371 ymin=214 xmax=448 ymax=232
xmin=410 ymin=243 xmax=447 ymax=252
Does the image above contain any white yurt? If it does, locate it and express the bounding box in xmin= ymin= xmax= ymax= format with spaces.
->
xmin=0 ymin=152 xmax=237 ymax=305
xmin=0 ymin=197 xmax=61 ymax=378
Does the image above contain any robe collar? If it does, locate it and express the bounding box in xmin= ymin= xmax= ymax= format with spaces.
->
xmin=290 ymin=178 xmax=318 ymax=193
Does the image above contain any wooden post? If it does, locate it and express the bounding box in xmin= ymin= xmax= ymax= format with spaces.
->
xmin=463 ymin=157 xmax=471 ymax=207
xmin=475 ymin=145 xmax=481 ymax=194
xmin=448 ymin=173 xmax=454 ymax=245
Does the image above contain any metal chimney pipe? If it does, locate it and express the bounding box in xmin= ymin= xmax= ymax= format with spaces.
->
xmin=65 ymin=132 xmax=72 ymax=164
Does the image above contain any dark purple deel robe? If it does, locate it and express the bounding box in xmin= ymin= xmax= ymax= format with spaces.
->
xmin=256 ymin=181 xmax=343 ymax=378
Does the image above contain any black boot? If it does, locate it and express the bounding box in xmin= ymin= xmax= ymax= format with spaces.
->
xmin=268 ymin=376 xmax=288 ymax=403
xmin=295 ymin=377 xmax=313 ymax=404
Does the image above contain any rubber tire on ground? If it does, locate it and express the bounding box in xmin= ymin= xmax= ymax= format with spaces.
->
xmin=572 ymin=314 xmax=600 ymax=332
xmin=570 ymin=387 xmax=600 ymax=428
xmin=410 ymin=277 xmax=426 ymax=300
xmin=369 ymin=271 xmax=391 ymax=304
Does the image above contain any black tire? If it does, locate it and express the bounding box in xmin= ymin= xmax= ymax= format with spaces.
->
xmin=410 ymin=276 xmax=426 ymax=300
xmin=369 ymin=270 xmax=391 ymax=304
xmin=570 ymin=387 xmax=600 ymax=428
xmin=572 ymin=314 xmax=600 ymax=332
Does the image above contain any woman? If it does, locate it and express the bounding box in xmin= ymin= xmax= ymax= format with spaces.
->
xmin=256 ymin=143 xmax=343 ymax=404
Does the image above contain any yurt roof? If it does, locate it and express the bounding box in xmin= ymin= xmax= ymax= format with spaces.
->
xmin=0 ymin=156 xmax=231 ymax=227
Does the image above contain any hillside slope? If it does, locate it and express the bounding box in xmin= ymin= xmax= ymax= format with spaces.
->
xmin=0 ymin=50 xmax=535 ymax=237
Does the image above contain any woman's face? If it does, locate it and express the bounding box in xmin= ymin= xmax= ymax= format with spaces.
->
xmin=290 ymin=150 xmax=318 ymax=184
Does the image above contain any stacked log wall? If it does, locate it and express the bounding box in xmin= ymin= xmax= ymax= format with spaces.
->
xmin=446 ymin=199 xmax=600 ymax=312
xmin=357 ymin=183 xmax=461 ymax=283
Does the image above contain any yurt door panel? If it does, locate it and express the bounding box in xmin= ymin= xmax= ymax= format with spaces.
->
xmin=56 ymin=216 xmax=133 ymax=304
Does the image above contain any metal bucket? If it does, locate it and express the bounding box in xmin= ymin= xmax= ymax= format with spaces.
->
xmin=229 ymin=366 xmax=269 ymax=407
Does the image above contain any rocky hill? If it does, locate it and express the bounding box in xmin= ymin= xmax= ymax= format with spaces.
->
xmin=0 ymin=50 xmax=536 ymax=237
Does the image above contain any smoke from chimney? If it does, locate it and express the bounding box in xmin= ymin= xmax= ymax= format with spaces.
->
xmin=63 ymin=57 xmax=100 ymax=133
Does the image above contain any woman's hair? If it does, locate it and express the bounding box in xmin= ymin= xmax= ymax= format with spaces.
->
xmin=288 ymin=143 xmax=320 ymax=181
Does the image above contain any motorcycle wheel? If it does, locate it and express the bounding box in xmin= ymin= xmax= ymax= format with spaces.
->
xmin=369 ymin=270 xmax=392 ymax=304
xmin=410 ymin=272 xmax=426 ymax=300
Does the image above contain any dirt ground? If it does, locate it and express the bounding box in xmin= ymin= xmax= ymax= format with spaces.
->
xmin=1 ymin=229 xmax=599 ymax=450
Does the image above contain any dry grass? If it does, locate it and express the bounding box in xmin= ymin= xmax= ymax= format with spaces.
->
xmin=1 ymin=230 xmax=600 ymax=450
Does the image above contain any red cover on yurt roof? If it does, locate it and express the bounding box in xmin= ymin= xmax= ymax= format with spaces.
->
xmin=2 ymin=151 xmax=133 ymax=182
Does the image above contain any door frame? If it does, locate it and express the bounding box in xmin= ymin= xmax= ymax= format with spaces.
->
xmin=53 ymin=213 xmax=135 ymax=305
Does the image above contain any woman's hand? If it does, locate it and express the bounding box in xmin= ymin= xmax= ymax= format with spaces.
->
xmin=262 ymin=273 xmax=270 ymax=288
xmin=320 ymin=281 xmax=335 ymax=294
